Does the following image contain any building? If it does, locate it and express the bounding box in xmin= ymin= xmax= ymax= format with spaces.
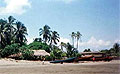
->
xmin=80 ymin=52 xmax=105 ymax=58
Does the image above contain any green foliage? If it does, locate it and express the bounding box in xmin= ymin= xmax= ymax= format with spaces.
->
xmin=45 ymin=55 xmax=52 ymax=61
xmin=65 ymin=43 xmax=78 ymax=58
xmin=19 ymin=45 xmax=28 ymax=51
xmin=20 ymin=49 xmax=34 ymax=60
xmin=50 ymin=48 xmax=63 ymax=60
xmin=76 ymin=53 xmax=81 ymax=57
xmin=28 ymin=42 xmax=51 ymax=53
xmin=100 ymin=43 xmax=120 ymax=56
xmin=61 ymin=52 xmax=67 ymax=57
xmin=0 ymin=16 xmax=28 ymax=49
xmin=1 ymin=43 xmax=20 ymax=57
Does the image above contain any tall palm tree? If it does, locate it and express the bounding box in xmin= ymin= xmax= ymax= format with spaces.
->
xmin=50 ymin=31 xmax=60 ymax=45
xmin=76 ymin=31 xmax=82 ymax=50
xmin=39 ymin=25 xmax=51 ymax=43
xmin=70 ymin=32 xmax=75 ymax=47
xmin=0 ymin=16 xmax=16 ymax=47
xmin=14 ymin=21 xmax=28 ymax=45
xmin=0 ymin=19 xmax=7 ymax=48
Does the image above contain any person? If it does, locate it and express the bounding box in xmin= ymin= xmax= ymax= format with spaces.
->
xmin=93 ymin=56 xmax=95 ymax=62
xmin=42 ymin=56 xmax=45 ymax=65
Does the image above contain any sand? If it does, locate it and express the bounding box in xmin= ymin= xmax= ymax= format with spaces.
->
xmin=0 ymin=58 xmax=120 ymax=74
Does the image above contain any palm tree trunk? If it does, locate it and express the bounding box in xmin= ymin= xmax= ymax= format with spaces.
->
xmin=76 ymin=38 xmax=78 ymax=49
xmin=72 ymin=37 xmax=74 ymax=47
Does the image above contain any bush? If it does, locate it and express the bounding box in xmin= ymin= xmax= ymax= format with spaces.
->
xmin=50 ymin=49 xmax=63 ymax=60
xmin=1 ymin=43 xmax=19 ymax=57
xmin=28 ymin=42 xmax=51 ymax=53
xmin=20 ymin=49 xmax=34 ymax=60
xmin=45 ymin=55 xmax=52 ymax=61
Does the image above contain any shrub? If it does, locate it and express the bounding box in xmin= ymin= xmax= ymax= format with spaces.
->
xmin=20 ymin=49 xmax=34 ymax=60
xmin=28 ymin=42 xmax=51 ymax=53
xmin=45 ymin=55 xmax=52 ymax=61
xmin=1 ymin=43 xmax=19 ymax=57
xmin=50 ymin=49 xmax=63 ymax=60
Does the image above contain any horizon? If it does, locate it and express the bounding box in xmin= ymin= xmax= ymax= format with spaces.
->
xmin=0 ymin=0 xmax=119 ymax=52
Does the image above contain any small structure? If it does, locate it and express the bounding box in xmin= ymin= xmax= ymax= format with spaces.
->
xmin=80 ymin=52 xmax=105 ymax=58
xmin=8 ymin=53 xmax=22 ymax=59
xmin=32 ymin=50 xmax=50 ymax=57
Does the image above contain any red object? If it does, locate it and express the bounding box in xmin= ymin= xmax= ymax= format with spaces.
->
xmin=93 ymin=57 xmax=95 ymax=61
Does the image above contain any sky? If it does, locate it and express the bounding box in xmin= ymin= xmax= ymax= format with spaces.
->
xmin=0 ymin=0 xmax=119 ymax=52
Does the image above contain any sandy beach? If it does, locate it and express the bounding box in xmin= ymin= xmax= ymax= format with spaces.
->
xmin=0 ymin=58 xmax=119 ymax=74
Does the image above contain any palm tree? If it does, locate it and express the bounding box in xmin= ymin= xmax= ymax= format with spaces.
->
xmin=14 ymin=21 xmax=28 ymax=46
xmin=50 ymin=31 xmax=60 ymax=45
xmin=65 ymin=43 xmax=78 ymax=58
xmin=70 ymin=32 xmax=75 ymax=47
xmin=39 ymin=25 xmax=51 ymax=43
xmin=76 ymin=31 xmax=82 ymax=50
xmin=0 ymin=16 xmax=16 ymax=47
xmin=60 ymin=42 xmax=66 ymax=51
xmin=0 ymin=19 xmax=7 ymax=48
xmin=113 ymin=43 xmax=120 ymax=53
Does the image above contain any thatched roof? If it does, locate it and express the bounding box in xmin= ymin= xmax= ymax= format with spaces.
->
xmin=8 ymin=53 xmax=22 ymax=58
xmin=32 ymin=50 xmax=50 ymax=56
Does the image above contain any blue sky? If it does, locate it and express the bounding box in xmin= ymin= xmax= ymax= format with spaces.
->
xmin=0 ymin=0 xmax=119 ymax=51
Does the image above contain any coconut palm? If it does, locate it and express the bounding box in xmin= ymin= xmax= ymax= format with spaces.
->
xmin=39 ymin=25 xmax=51 ymax=43
xmin=65 ymin=43 xmax=78 ymax=58
xmin=70 ymin=32 xmax=76 ymax=47
xmin=50 ymin=31 xmax=60 ymax=45
xmin=0 ymin=19 xmax=7 ymax=48
xmin=0 ymin=16 xmax=16 ymax=47
xmin=76 ymin=31 xmax=82 ymax=50
xmin=14 ymin=21 xmax=28 ymax=45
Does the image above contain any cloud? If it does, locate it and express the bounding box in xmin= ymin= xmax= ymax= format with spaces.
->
xmin=46 ymin=0 xmax=76 ymax=4
xmin=78 ymin=36 xmax=112 ymax=51
xmin=57 ymin=37 xmax=70 ymax=46
xmin=59 ymin=37 xmax=70 ymax=43
xmin=26 ymin=37 xmax=34 ymax=44
xmin=0 ymin=0 xmax=31 ymax=15
xmin=114 ymin=39 xmax=120 ymax=44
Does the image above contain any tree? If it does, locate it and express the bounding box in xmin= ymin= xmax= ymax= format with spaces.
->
xmin=39 ymin=25 xmax=51 ymax=43
xmin=65 ymin=43 xmax=78 ymax=58
xmin=50 ymin=46 xmax=63 ymax=60
xmin=28 ymin=42 xmax=51 ymax=53
xmin=50 ymin=31 xmax=60 ymax=45
xmin=60 ymin=42 xmax=66 ymax=51
xmin=1 ymin=43 xmax=20 ymax=57
xmin=0 ymin=19 xmax=7 ymax=48
xmin=113 ymin=43 xmax=120 ymax=53
xmin=0 ymin=16 xmax=28 ymax=48
xmin=14 ymin=21 xmax=28 ymax=46
xmin=0 ymin=16 xmax=16 ymax=48
xmin=70 ymin=32 xmax=76 ymax=47
xmin=76 ymin=31 xmax=82 ymax=50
